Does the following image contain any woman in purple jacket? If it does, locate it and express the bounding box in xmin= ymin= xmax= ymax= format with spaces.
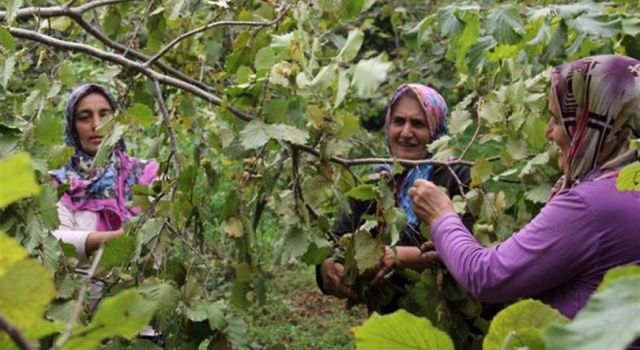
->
xmin=409 ymin=55 xmax=640 ymax=320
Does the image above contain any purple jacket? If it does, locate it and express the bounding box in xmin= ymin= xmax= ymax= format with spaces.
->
xmin=432 ymin=171 xmax=640 ymax=319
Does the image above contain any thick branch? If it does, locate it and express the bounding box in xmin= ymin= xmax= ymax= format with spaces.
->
xmin=0 ymin=315 xmax=32 ymax=350
xmin=0 ymin=0 xmax=132 ymax=20
xmin=144 ymin=6 xmax=292 ymax=66
xmin=8 ymin=27 xmax=253 ymax=122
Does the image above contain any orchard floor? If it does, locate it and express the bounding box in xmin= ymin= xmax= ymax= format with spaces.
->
xmin=245 ymin=265 xmax=368 ymax=350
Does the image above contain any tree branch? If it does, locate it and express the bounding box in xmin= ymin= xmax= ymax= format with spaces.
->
xmin=0 ymin=315 xmax=32 ymax=350
xmin=144 ymin=5 xmax=292 ymax=67
xmin=292 ymin=144 xmax=474 ymax=168
xmin=8 ymin=27 xmax=254 ymax=122
xmin=0 ymin=0 xmax=132 ymax=20
xmin=152 ymin=79 xmax=182 ymax=173
xmin=460 ymin=120 xmax=481 ymax=160
xmin=52 ymin=247 xmax=105 ymax=350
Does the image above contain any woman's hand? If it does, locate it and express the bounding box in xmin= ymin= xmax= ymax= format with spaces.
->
xmin=409 ymin=179 xmax=455 ymax=225
xmin=85 ymin=228 xmax=124 ymax=256
xmin=320 ymin=258 xmax=356 ymax=299
xmin=370 ymin=245 xmax=440 ymax=284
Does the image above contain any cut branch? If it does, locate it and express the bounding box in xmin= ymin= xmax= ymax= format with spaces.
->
xmin=0 ymin=315 xmax=32 ymax=350
xmin=144 ymin=5 xmax=292 ymax=67
xmin=8 ymin=27 xmax=253 ymax=122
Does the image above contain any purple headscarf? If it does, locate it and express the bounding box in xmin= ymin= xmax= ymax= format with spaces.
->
xmin=50 ymin=84 xmax=158 ymax=230
xmin=551 ymin=55 xmax=640 ymax=188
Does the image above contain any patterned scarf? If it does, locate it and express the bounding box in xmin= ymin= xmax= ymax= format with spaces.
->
xmin=383 ymin=84 xmax=449 ymax=229
xmin=551 ymin=55 xmax=640 ymax=191
xmin=50 ymin=84 xmax=158 ymax=230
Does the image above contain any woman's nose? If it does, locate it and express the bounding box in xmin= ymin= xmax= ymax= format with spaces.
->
xmin=91 ymin=114 xmax=101 ymax=130
xmin=400 ymin=123 xmax=413 ymax=138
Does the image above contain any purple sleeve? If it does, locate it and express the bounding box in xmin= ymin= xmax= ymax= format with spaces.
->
xmin=431 ymin=189 xmax=597 ymax=303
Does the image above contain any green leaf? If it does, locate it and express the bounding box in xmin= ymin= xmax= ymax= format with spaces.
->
xmin=523 ymin=116 xmax=548 ymax=150
xmin=0 ymin=258 xmax=56 ymax=330
xmin=341 ymin=0 xmax=365 ymax=20
xmin=616 ymin=162 xmax=640 ymax=192
xmin=0 ymin=232 xmax=27 ymax=277
xmin=98 ymin=235 xmax=136 ymax=271
xmin=310 ymin=62 xmax=337 ymax=88
xmin=58 ymin=61 xmax=77 ymax=87
xmin=240 ymin=121 xmax=309 ymax=150
xmin=334 ymin=69 xmax=350 ymax=108
xmin=470 ymin=157 xmax=492 ymax=187
xmin=352 ymin=309 xmax=454 ymax=350
xmin=34 ymin=113 xmax=64 ymax=146
xmin=596 ymin=265 xmax=640 ymax=292
xmin=127 ymin=103 xmax=154 ymax=127
xmin=351 ymin=55 xmax=392 ymax=98
xmin=353 ymin=230 xmax=384 ymax=272
xmin=335 ymin=112 xmax=361 ymax=139
xmin=543 ymin=275 xmax=640 ymax=350
xmin=0 ymin=153 xmax=40 ymax=208
xmin=2 ymin=55 xmax=16 ymax=89
xmin=0 ymin=27 xmax=16 ymax=51
xmin=4 ymin=0 xmax=23 ymax=25
xmin=570 ymin=14 xmax=621 ymax=38
xmin=280 ymin=227 xmax=308 ymax=262
xmin=36 ymin=184 xmax=60 ymax=230
xmin=254 ymin=46 xmax=276 ymax=72
xmin=484 ymin=299 xmax=568 ymax=350
xmin=337 ymin=28 xmax=364 ymax=62
xmin=525 ymin=183 xmax=552 ymax=204
xmin=486 ymin=5 xmax=525 ymax=44
xmin=93 ymin=119 xmax=127 ymax=168
xmin=48 ymin=145 xmax=74 ymax=169
xmin=345 ymin=184 xmax=376 ymax=200
xmin=139 ymin=278 xmax=180 ymax=316
xmin=449 ymin=109 xmax=472 ymax=134
xmin=62 ymin=289 xmax=156 ymax=350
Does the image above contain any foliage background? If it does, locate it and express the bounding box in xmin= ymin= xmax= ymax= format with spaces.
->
xmin=1 ymin=0 xmax=639 ymax=349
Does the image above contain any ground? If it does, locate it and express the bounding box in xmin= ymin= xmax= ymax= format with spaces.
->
xmin=245 ymin=265 xmax=368 ymax=350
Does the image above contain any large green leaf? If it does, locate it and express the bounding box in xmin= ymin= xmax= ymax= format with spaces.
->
xmin=353 ymin=230 xmax=384 ymax=272
xmin=596 ymin=265 xmax=640 ymax=292
xmin=0 ymin=258 xmax=56 ymax=330
xmin=34 ymin=113 xmax=64 ymax=146
xmin=616 ymin=162 xmax=640 ymax=192
xmin=126 ymin=103 xmax=154 ymax=127
xmin=62 ymin=289 xmax=156 ymax=350
xmin=543 ymin=274 xmax=640 ymax=350
xmin=352 ymin=309 xmax=454 ymax=350
xmin=0 ymin=153 xmax=40 ymax=208
xmin=0 ymin=232 xmax=27 ymax=277
xmin=98 ymin=235 xmax=136 ymax=272
xmin=487 ymin=5 xmax=525 ymax=44
xmin=0 ymin=27 xmax=16 ymax=51
xmin=337 ymin=28 xmax=364 ymax=62
xmin=240 ymin=120 xmax=309 ymax=149
xmin=1 ymin=54 xmax=16 ymax=89
xmin=351 ymin=55 xmax=392 ymax=98
xmin=484 ymin=299 xmax=568 ymax=350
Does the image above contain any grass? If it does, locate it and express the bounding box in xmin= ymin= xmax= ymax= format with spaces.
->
xmin=245 ymin=264 xmax=368 ymax=349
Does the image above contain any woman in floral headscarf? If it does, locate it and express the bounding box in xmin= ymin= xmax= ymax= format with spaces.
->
xmin=50 ymin=84 xmax=158 ymax=261
xmin=411 ymin=55 xmax=640 ymax=326
xmin=316 ymin=84 xmax=475 ymax=312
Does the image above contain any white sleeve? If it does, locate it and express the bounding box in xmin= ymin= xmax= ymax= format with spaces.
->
xmin=51 ymin=202 xmax=95 ymax=262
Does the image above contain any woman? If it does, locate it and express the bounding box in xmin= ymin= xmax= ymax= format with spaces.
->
xmin=317 ymin=84 xmax=474 ymax=312
xmin=50 ymin=84 xmax=158 ymax=261
xmin=410 ymin=55 xmax=640 ymax=323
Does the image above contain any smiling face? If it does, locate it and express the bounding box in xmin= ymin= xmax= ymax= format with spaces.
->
xmin=74 ymin=92 xmax=113 ymax=156
xmin=388 ymin=94 xmax=431 ymax=160
xmin=546 ymin=90 xmax=572 ymax=174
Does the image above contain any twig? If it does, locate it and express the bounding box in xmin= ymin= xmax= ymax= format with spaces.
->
xmin=0 ymin=315 xmax=32 ymax=350
xmin=152 ymin=79 xmax=181 ymax=173
xmin=143 ymin=5 xmax=292 ymax=67
xmin=53 ymin=247 xmax=105 ymax=350
xmin=8 ymin=27 xmax=254 ymax=122
xmin=292 ymin=144 xmax=474 ymax=168
xmin=122 ymin=0 xmax=153 ymax=57
xmin=460 ymin=120 xmax=481 ymax=160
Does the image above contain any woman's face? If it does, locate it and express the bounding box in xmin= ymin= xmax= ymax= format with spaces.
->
xmin=388 ymin=95 xmax=431 ymax=160
xmin=74 ymin=92 xmax=113 ymax=156
xmin=546 ymin=91 xmax=572 ymax=173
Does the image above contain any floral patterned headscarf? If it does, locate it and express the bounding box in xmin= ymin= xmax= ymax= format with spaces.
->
xmin=50 ymin=84 xmax=158 ymax=230
xmin=551 ymin=55 xmax=640 ymax=186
